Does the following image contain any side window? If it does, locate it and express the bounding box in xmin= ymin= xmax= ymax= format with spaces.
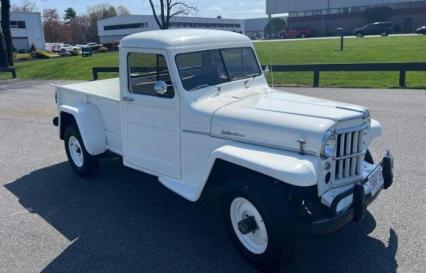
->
xmin=128 ymin=52 xmax=174 ymax=98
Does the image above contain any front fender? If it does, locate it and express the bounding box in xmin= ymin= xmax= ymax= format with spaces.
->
xmin=365 ymin=119 xmax=382 ymax=147
xmin=211 ymin=143 xmax=319 ymax=187
xmin=60 ymin=104 xmax=107 ymax=155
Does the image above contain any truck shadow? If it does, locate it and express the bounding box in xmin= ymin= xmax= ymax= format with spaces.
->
xmin=5 ymin=159 xmax=397 ymax=273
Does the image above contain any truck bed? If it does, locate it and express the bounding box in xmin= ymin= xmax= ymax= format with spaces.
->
xmin=56 ymin=78 xmax=123 ymax=155
xmin=58 ymin=78 xmax=120 ymax=101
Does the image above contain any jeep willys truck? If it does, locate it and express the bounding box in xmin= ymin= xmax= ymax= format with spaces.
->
xmin=53 ymin=29 xmax=394 ymax=272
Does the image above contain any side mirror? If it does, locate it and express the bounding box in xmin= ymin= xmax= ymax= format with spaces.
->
xmin=154 ymin=81 xmax=168 ymax=96
xmin=264 ymin=66 xmax=270 ymax=75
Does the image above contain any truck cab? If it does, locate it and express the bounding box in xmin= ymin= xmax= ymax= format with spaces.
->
xmin=53 ymin=29 xmax=394 ymax=272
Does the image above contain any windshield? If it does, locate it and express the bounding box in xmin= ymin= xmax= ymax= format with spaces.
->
xmin=175 ymin=47 xmax=262 ymax=91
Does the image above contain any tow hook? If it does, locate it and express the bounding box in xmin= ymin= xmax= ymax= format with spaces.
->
xmin=238 ymin=216 xmax=259 ymax=234
xmin=353 ymin=182 xmax=366 ymax=222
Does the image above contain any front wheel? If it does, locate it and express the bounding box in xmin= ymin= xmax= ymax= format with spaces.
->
xmin=64 ymin=125 xmax=99 ymax=177
xmin=222 ymin=175 xmax=295 ymax=272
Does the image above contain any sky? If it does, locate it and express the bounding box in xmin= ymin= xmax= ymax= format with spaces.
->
xmin=12 ymin=0 xmax=267 ymax=19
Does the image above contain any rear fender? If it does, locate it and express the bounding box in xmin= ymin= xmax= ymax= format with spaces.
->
xmin=60 ymin=104 xmax=107 ymax=155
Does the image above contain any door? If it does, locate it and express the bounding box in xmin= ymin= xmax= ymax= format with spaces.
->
xmin=121 ymin=49 xmax=181 ymax=178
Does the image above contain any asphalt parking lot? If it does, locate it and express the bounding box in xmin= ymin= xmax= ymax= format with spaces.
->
xmin=0 ymin=80 xmax=425 ymax=273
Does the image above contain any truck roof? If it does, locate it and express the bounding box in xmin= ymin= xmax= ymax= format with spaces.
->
xmin=120 ymin=29 xmax=252 ymax=50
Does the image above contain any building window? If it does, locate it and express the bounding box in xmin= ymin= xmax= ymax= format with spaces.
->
xmin=7 ymin=21 xmax=26 ymax=29
xmin=104 ymin=22 xmax=147 ymax=31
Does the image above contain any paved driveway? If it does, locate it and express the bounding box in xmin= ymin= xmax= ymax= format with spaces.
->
xmin=0 ymin=80 xmax=424 ymax=273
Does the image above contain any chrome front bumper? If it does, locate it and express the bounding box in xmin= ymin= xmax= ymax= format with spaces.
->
xmin=311 ymin=151 xmax=394 ymax=235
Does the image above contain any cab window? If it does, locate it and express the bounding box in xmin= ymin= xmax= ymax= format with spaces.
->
xmin=128 ymin=52 xmax=174 ymax=98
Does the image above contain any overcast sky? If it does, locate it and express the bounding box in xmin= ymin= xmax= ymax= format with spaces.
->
xmin=12 ymin=0 xmax=267 ymax=19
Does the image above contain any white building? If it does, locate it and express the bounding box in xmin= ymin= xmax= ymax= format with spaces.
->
xmin=266 ymin=0 xmax=422 ymax=15
xmin=1 ymin=12 xmax=46 ymax=51
xmin=266 ymin=0 xmax=426 ymax=35
xmin=97 ymin=15 xmax=270 ymax=44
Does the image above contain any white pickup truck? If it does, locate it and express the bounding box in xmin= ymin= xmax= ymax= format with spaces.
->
xmin=53 ymin=29 xmax=394 ymax=271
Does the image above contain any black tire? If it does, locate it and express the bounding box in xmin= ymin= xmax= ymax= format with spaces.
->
xmin=64 ymin=125 xmax=99 ymax=177
xmin=381 ymin=32 xmax=389 ymax=37
xmin=356 ymin=32 xmax=364 ymax=38
xmin=221 ymin=174 xmax=295 ymax=272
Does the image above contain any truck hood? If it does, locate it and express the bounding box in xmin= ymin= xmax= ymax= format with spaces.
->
xmin=211 ymin=90 xmax=368 ymax=155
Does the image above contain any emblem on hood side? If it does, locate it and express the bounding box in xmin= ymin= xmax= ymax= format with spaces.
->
xmin=221 ymin=130 xmax=245 ymax=138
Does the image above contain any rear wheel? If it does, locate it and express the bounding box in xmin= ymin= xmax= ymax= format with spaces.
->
xmin=381 ymin=31 xmax=389 ymax=36
xmin=356 ymin=32 xmax=364 ymax=37
xmin=222 ymin=174 xmax=295 ymax=272
xmin=64 ymin=125 xmax=99 ymax=177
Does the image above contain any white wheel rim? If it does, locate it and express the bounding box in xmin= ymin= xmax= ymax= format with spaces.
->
xmin=230 ymin=197 xmax=268 ymax=254
xmin=68 ymin=136 xmax=84 ymax=167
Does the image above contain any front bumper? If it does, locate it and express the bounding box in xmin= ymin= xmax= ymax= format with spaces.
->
xmin=311 ymin=151 xmax=394 ymax=235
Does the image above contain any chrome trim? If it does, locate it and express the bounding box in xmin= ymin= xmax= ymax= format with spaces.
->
xmin=182 ymin=129 xmax=210 ymax=136
xmin=335 ymin=123 xmax=368 ymax=134
xmin=211 ymin=134 xmax=317 ymax=156
xmin=334 ymin=150 xmax=366 ymax=160
xmin=320 ymin=130 xmax=335 ymax=158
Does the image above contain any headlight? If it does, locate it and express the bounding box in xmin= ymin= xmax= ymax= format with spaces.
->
xmin=322 ymin=131 xmax=336 ymax=158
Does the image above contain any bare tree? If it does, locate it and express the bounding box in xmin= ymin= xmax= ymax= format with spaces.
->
xmin=86 ymin=4 xmax=117 ymax=42
xmin=148 ymin=0 xmax=197 ymax=29
xmin=116 ymin=5 xmax=131 ymax=16
xmin=43 ymin=9 xmax=62 ymax=42
xmin=11 ymin=0 xmax=36 ymax=12
xmin=1 ymin=0 xmax=13 ymax=66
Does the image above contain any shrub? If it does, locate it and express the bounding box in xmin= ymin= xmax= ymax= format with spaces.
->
xmin=30 ymin=44 xmax=36 ymax=53
xmin=16 ymin=53 xmax=32 ymax=61
xmin=98 ymin=46 xmax=108 ymax=53
xmin=32 ymin=50 xmax=51 ymax=59
xmin=18 ymin=49 xmax=26 ymax=54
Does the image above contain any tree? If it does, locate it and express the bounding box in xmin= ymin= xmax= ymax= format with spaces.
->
xmin=43 ymin=9 xmax=62 ymax=42
xmin=64 ymin=7 xmax=76 ymax=21
xmin=116 ymin=5 xmax=131 ymax=16
xmin=69 ymin=16 xmax=90 ymax=44
xmin=148 ymin=0 xmax=197 ymax=29
xmin=86 ymin=4 xmax=118 ymax=42
xmin=1 ymin=0 xmax=13 ymax=66
xmin=365 ymin=6 xmax=393 ymax=23
xmin=11 ymin=0 xmax=35 ymax=12
xmin=264 ymin=18 xmax=286 ymax=38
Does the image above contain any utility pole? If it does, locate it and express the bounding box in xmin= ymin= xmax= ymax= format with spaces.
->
xmin=0 ymin=26 xmax=9 ymax=68
xmin=325 ymin=0 xmax=331 ymax=35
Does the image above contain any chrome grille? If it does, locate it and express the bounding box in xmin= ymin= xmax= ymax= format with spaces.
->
xmin=334 ymin=129 xmax=365 ymax=183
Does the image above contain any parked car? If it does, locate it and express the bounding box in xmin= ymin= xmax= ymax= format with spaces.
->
xmin=87 ymin=42 xmax=102 ymax=52
xmin=59 ymin=44 xmax=80 ymax=55
xmin=281 ymin=27 xmax=312 ymax=39
xmin=353 ymin=22 xmax=393 ymax=37
xmin=416 ymin=26 xmax=426 ymax=35
xmin=52 ymin=29 xmax=394 ymax=272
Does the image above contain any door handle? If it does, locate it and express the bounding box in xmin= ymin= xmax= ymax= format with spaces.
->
xmin=122 ymin=96 xmax=135 ymax=102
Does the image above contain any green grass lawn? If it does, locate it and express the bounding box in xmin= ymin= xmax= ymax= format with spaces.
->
xmin=1 ymin=35 xmax=426 ymax=88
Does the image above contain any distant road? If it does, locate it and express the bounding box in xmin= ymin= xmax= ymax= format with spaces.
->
xmin=253 ymin=33 xmax=418 ymax=43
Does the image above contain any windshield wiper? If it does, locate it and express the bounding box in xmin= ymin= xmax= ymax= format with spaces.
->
xmin=189 ymin=84 xmax=210 ymax=91
xmin=232 ymin=73 xmax=261 ymax=81
xmin=244 ymin=73 xmax=261 ymax=88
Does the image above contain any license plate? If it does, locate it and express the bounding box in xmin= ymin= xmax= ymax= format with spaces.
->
xmin=368 ymin=167 xmax=384 ymax=196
